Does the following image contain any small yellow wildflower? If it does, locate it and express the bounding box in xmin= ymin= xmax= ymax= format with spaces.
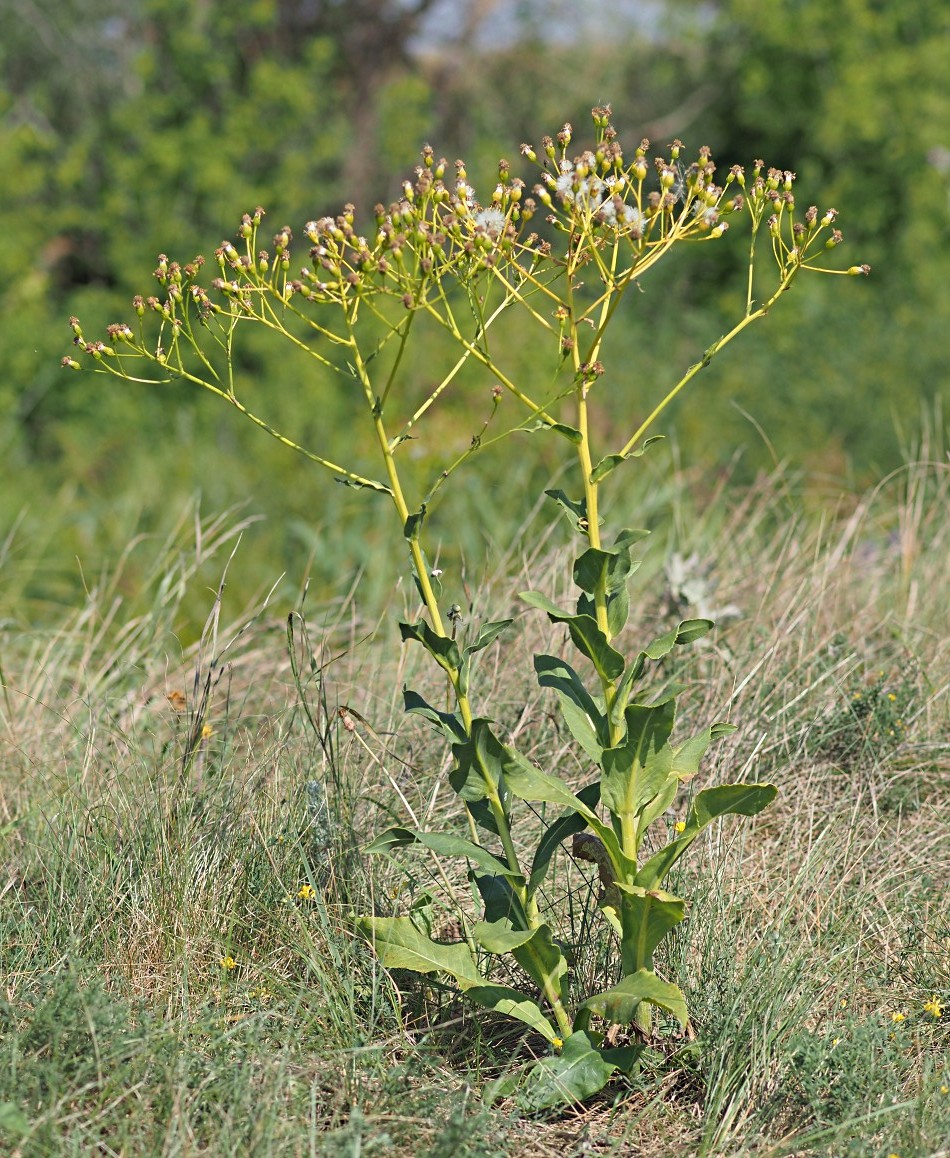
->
xmin=831 ymin=1037 xmax=840 ymax=1046
xmin=552 ymin=1037 xmax=563 ymax=1049
xmin=940 ymin=1085 xmax=949 ymax=1095
xmin=840 ymin=998 xmax=848 ymax=1008
xmin=890 ymin=1011 xmax=905 ymax=1023
xmin=201 ymin=723 xmax=214 ymax=740
xmin=297 ymin=883 xmax=316 ymax=900
xmin=923 ymin=995 xmax=944 ymax=1018
xmin=219 ymin=955 xmax=237 ymax=971
xmin=674 ymin=821 xmax=686 ymax=834
xmin=887 ymin=693 xmax=897 ymax=702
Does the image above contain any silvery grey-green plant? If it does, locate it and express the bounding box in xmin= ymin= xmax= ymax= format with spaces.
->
xmin=65 ymin=105 xmax=868 ymax=1108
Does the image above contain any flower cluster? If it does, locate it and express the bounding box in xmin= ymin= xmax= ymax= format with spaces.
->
xmin=64 ymin=104 xmax=867 ymax=388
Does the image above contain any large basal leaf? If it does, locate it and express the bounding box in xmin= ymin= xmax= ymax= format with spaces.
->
xmin=576 ymin=969 xmax=687 ymax=1029
xmin=358 ymin=919 xmax=561 ymax=1044
xmin=534 ymin=654 xmax=606 ymax=761
xmin=635 ymin=781 xmax=778 ymax=889
xmin=464 ymin=984 xmax=560 ymax=1043
xmin=356 ymin=915 xmax=482 ymax=984
xmin=364 ymin=826 xmax=522 ymax=884
xmin=501 ymin=1030 xmax=617 ymax=1111
xmin=475 ymin=919 xmax=569 ymax=1004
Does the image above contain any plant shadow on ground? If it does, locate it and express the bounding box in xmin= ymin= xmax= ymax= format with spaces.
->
xmin=1 ymin=456 xmax=948 ymax=1156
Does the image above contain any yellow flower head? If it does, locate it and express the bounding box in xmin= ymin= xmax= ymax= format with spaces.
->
xmin=923 ymin=995 xmax=944 ymax=1018
xmin=219 ymin=955 xmax=237 ymax=971
xmin=890 ymin=1011 xmax=905 ymax=1023
xmin=674 ymin=821 xmax=686 ymax=834
xmin=552 ymin=1036 xmax=563 ymax=1050
xmin=297 ymin=883 xmax=316 ymax=900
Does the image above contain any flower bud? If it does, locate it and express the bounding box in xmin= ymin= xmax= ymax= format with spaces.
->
xmin=847 ymin=264 xmax=871 ymax=276
xmin=62 ymin=356 xmax=81 ymax=370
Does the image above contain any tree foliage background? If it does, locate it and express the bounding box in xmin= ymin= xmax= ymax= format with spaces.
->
xmin=1 ymin=0 xmax=948 ymax=620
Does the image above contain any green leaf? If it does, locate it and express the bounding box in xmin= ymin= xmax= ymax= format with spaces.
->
xmin=336 ymin=475 xmax=393 ymax=494
xmin=635 ymin=781 xmax=778 ymax=888
xmin=403 ymin=688 xmax=467 ymax=743
xmin=364 ymin=826 xmax=522 ymax=883
xmin=605 ymin=586 xmax=630 ymax=637
xmin=600 ymin=700 xmax=675 ymax=828
xmin=635 ymin=775 xmax=679 ymax=833
xmin=473 ymin=918 xmax=536 ymax=953
xmin=672 ymin=618 xmax=715 ymax=645
xmin=356 ymin=915 xmax=482 ymax=983
xmin=501 ymin=1031 xmax=617 ymax=1111
xmin=465 ymin=618 xmax=513 ymax=654
xmin=464 ymin=984 xmax=560 ymax=1043
xmin=670 ymin=721 xmax=737 ymax=781
xmin=502 ymin=758 xmax=634 ymax=878
xmin=644 ymin=618 xmax=714 ymax=661
xmin=528 ymin=781 xmax=602 ymax=896
xmin=457 ymin=618 xmax=514 ymax=697
xmin=589 ymin=436 xmax=665 ymax=483
xmin=567 ymin=617 xmax=625 ymax=683
xmin=544 ymin=488 xmax=589 ymax=534
xmin=573 ymin=546 xmax=634 ymax=595
xmin=692 ymin=781 xmax=778 ymax=825
xmin=519 ymin=589 xmax=572 ymax=620
xmin=534 ymin=654 xmax=606 ymax=761
xmin=515 ymin=922 xmax=569 ymax=1003
xmin=399 ymin=620 xmax=461 ymax=675
xmin=577 ymin=969 xmax=687 ymax=1029
xmin=403 ymin=505 xmax=427 ymax=540
xmin=549 ymin=421 xmax=584 ymax=444
xmin=448 ymin=719 xmax=511 ymax=817
xmin=475 ymin=920 xmax=569 ymax=1004
xmin=613 ymin=526 xmax=652 ymax=553
xmin=613 ymin=885 xmax=686 ymax=968
xmin=472 ymin=871 xmax=528 ymax=928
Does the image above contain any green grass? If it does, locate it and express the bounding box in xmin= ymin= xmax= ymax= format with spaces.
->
xmin=2 ymin=453 xmax=948 ymax=1156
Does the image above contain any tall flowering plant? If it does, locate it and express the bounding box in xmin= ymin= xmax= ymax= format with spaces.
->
xmin=66 ymin=106 xmax=867 ymax=1107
